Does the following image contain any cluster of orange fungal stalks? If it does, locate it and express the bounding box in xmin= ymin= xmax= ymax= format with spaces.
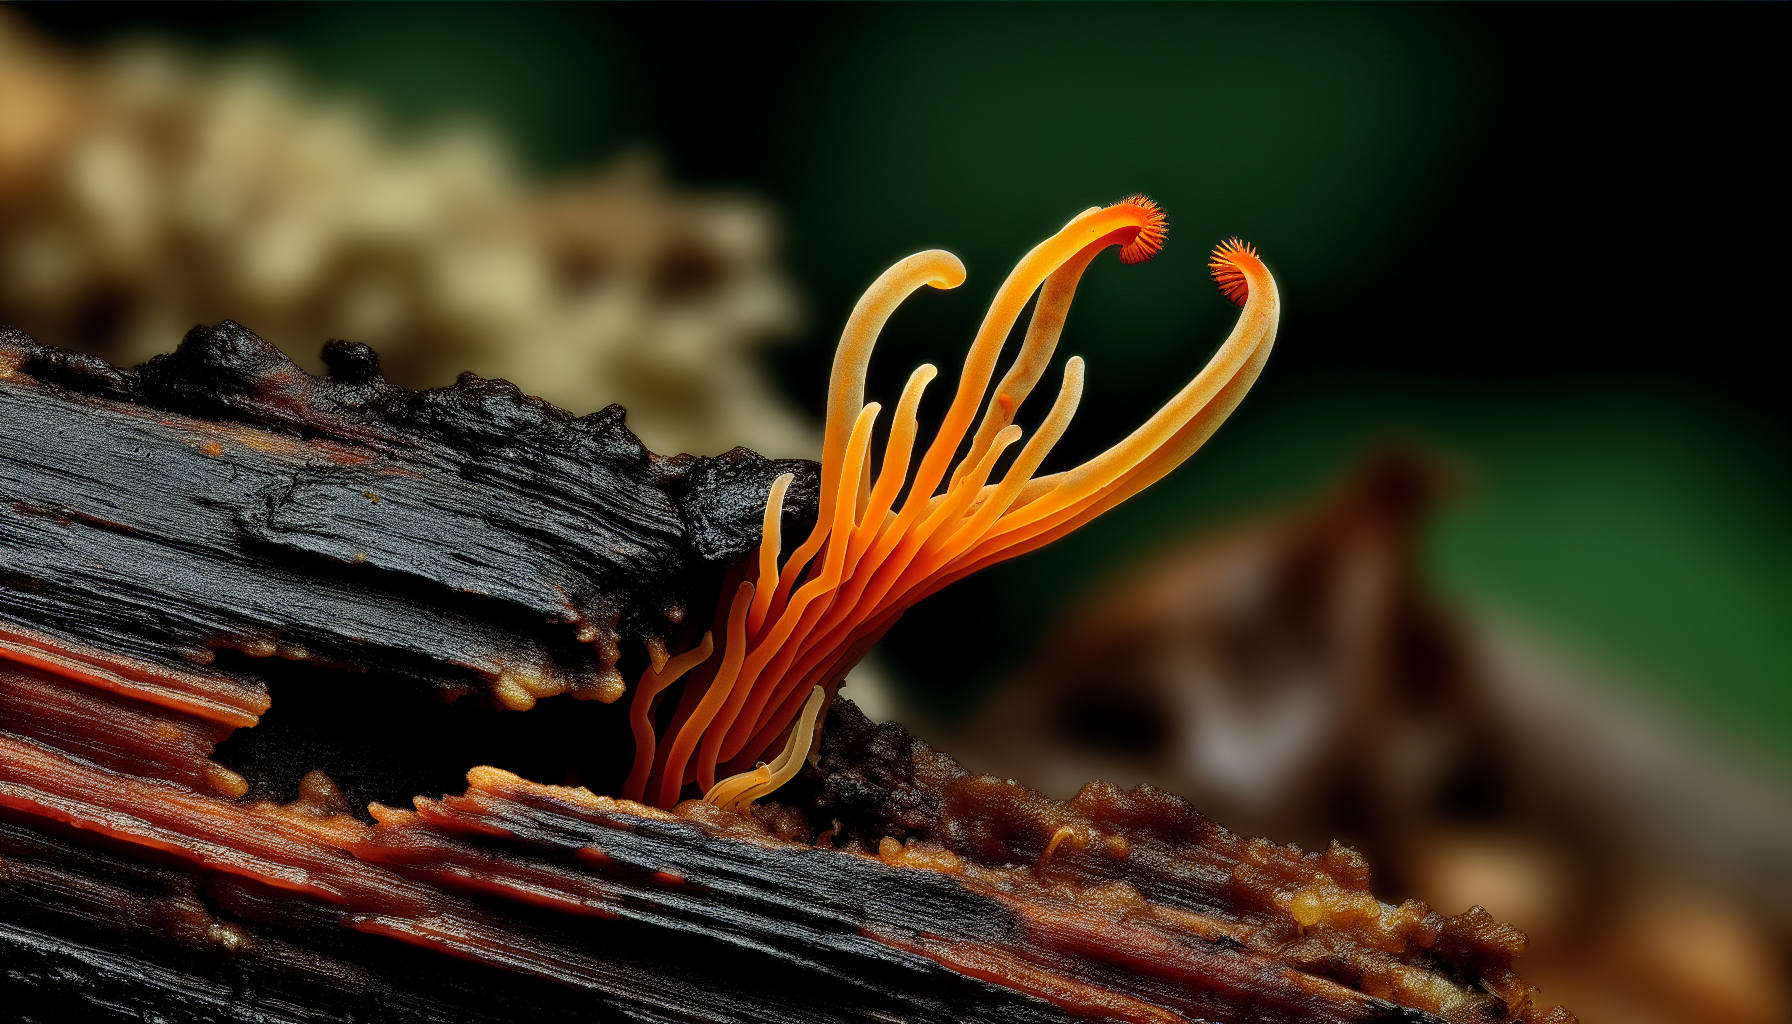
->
xmin=701 ymin=685 xmax=827 ymax=814
xmin=623 ymin=196 xmax=1281 ymax=810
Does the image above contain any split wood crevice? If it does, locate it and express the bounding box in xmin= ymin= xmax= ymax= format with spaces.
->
xmin=0 ymin=197 xmax=1572 ymax=1022
xmin=0 ymin=650 xmax=1567 ymax=1023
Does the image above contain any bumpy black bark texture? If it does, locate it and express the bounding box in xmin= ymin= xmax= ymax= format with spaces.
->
xmin=0 ymin=323 xmax=1557 ymax=1024
xmin=0 ymin=322 xmax=816 ymax=798
xmin=784 ymin=698 xmax=952 ymax=847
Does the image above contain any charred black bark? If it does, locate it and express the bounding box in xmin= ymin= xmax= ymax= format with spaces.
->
xmin=0 ymin=323 xmax=1568 ymax=1024
xmin=0 ymin=323 xmax=818 ymax=714
xmin=0 ymin=818 xmax=1081 ymax=1024
xmin=0 ymin=715 xmax=1451 ymax=1024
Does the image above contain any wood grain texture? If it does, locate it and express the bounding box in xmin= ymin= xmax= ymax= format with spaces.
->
xmin=0 ymin=326 xmax=1568 ymax=1023
xmin=0 ymin=322 xmax=818 ymax=710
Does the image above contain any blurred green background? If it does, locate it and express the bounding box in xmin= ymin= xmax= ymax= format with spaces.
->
xmin=23 ymin=3 xmax=1787 ymax=767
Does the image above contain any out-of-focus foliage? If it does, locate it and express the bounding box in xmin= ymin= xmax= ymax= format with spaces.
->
xmin=0 ymin=11 xmax=809 ymax=459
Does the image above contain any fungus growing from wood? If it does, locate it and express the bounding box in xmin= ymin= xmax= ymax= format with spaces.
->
xmin=627 ymin=196 xmax=1280 ymax=810
xmin=703 ymin=685 xmax=827 ymax=814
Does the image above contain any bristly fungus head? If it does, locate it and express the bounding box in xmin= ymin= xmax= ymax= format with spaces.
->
xmin=623 ymin=197 xmax=1281 ymax=810
xmin=1208 ymin=237 xmax=1257 ymax=307
xmin=1115 ymin=195 xmax=1168 ymax=265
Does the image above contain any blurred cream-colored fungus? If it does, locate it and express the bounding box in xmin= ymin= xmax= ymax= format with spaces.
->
xmin=625 ymin=197 xmax=1279 ymax=811
xmin=0 ymin=12 xmax=808 ymax=458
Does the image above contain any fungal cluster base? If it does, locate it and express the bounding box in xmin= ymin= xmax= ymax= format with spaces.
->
xmin=0 ymin=199 xmax=1573 ymax=1022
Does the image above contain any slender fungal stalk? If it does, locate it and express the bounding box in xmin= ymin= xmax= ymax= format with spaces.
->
xmin=626 ymin=198 xmax=1278 ymax=811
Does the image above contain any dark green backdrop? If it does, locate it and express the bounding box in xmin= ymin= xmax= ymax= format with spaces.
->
xmin=23 ymin=3 xmax=1787 ymax=768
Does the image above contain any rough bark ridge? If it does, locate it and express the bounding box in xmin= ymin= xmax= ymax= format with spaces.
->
xmin=0 ymin=323 xmax=818 ymax=714
xmin=0 ymin=326 xmax=1571 ymax=1022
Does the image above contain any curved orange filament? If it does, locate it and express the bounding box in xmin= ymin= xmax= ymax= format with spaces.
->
xmin=731 ymin=684 xmax=827 ymax=808
xmin=621 ymin=630 xmax=714 ymax=803
xmin=652 ymin=582 xmax=752 ymax=808
xmin=757 ymin=252 xmax=966 ymax=644
xmin=629 ymin=204 xmax=1279 ymax=808
xmin=701 ymin=764 xmax=771 ymax=812
xmin=744 ymin=473 xmax=794 ymax=637
xmin=766 ymin=362 xmax=1067 ymax=719
xmin=705 ymin=685 xmax=826 ymax=814
xmin=950 ymin=239 xmax=1277 ymax=552
xmin=743 ymin=423 xmax=1023 ymax=743
xmin=698 ymin=403 xmax=878 ymax=774
xmin=915 ymin=202 xmax=1158 ymax=506
xmin=846 ymin=364 xmax=936 ymax=573
xmin=954 ymin=224 xmax=1106 ymax=483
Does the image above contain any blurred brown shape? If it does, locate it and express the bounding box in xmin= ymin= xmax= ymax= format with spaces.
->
xmin=0 ymin=12 xmax=809 ymax=458
xmin=959 ymin=446 xmax=1791 ymax=1024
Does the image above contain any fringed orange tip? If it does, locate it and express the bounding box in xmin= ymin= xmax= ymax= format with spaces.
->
xmin=627 ymin=196 xmax=1281 ymax=810
xmin=1112 ymin=195 xmax=1168 ymax=265
xmin=1209 ymin=237 xmax=1257 ymax=307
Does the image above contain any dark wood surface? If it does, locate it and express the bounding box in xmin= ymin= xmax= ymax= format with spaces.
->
xmin=0 ymin=326 xmax=1562 ymax=1023
xmin=0 ymin=322 xmax=817 ymax=709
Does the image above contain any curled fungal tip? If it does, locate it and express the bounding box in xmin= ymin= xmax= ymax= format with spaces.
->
xmin=1208 ymin=237 xmax=1258 ymax=307
xmin=631 ymin=198 xmax=1278 ymax=810
xmin=1112 ymin=195 xmax=1168 ymax=265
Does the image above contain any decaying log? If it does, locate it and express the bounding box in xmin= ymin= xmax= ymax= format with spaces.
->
xmin=0 ymin=691 xmax=1558 ymax=1024
xmin=0 ymin=322 xmax=818 ymax=714
xmin=0 ymin=327 xmax=1573 ymax=1023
